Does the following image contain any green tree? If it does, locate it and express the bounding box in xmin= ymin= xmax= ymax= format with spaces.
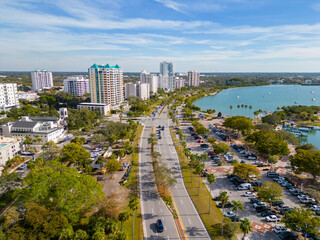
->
xmin=290 ymin=150 xmax=320 ymax=181
xmin=257 ymin=181 xmax=282 ymax=202
xmin=207 ymin=173 xmax=216 ymax=214
xmin=223 ymin=116 xmax=254 ymax=135
xmin=41 ymin=141 xmax=59 ymax=161
xmin=74 ymin=229 xmax=89 ymax=240
xmin=296 ymin=143 xmax=318 ymax=152
xmin=91 ymin=134 xmax=105 ymax=148
xmin=195 ymin=161 xmax=204 ymax=196
xmin=105 ymin=158 xmax=121 ymax=178
xmin=148 ymin=133 xmax=158 ymax=152
xmin=118 ymin=211 xmax=130 ymax=231
xmin=0 ymin=172 xmax=21 ymax=192
xmin=261 ymin=114 xmax=282 ymax=126
xmin=212 ymin=142 xmax=231 ymax=154
xmin=60 ymin=143 xmax=91 ymax=168
xmin=219 ymin=191 xmax=229 ymax=236
xmin=240 ymin=218 xmax=252 ymax=240
xmin=231 ymin=200 xmax=244 ymax=219
xmin=255 ymin=123 xmax=274 ymax=131
xmin=233 ymin=163 xmax=261 ymax=182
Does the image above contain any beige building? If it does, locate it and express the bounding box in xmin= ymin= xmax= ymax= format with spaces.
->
xmin=88 ymin=64 xmax=124 ymax=107
xmin=187 ymin=70 xmax=200 ymax=87
xmin=77 ymin=102 xmax=110 ymax=115
xmin=175 ymin=78 xmax=186 ymax=89
xmin=0 ymin=137 xmax=21 ymax=165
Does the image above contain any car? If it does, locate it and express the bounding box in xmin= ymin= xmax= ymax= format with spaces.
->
xmin=274 ymin=226 xmax=289 ymax=234
xmin=211 ymin=156 xmax=221 ymax=161
xmin=285 ymin=184 xmax=293 ymax=189
xmin=272 ymin=200 xmax=284 ymax=206
xmin=256 ymin=206 xmax=270 ymax=213
xmin=251 ymin=180 xmax=262 ymax=186
xmin=280 ymin=208 xmax=292 ymax=215
xmin=208 ymin=151 xmax=216 ymax=156
xmin=158 ymin=125 xmax=162 ymax=128
xmin=244 ymin=191 xmax=256 ymax=197
xmin=297 ymin=194 xmax=307 ymax=200
xmin=161 ymin=126 xmax=164 ymax=130
xmin=240 ymin=160 xmax=247 ymax=164
xmin=250 ymin=198 xmax=259 ymax=204
xmin=261 ymin=210 xmax=276 ymax=217
xmin=224 ymin=211 xmax=235 ymax=217
xmin=316 ymin=210 xmax=320 ymax=216
xmin=158 ymin=136 xmax=162 ymax=139
xmin=197 ymin=139 xmax=204 ymax=143
xmin=311 ymin=205 xmax=320 ymax=211
xmin=281 ymin=181 xmax=288 ymax=187
xmin=247 ymin=155 xmax=257 ymax=160
xmin=279 ymin=231 xmax=298 ymax=240
xmin=200 ymin=144 xmax=209 ymax=149
xmin=217 ymin=202 xmax=233 ymax=208
xmin=255 ymin=161 xmax=264 ymax=165
xmin=228 ymin=215 xmax=240 ymax=222
xmin=276 ymin=204 xmax=290 ymax=211
xmin=253 ymin=201 xmax=267 ymax=208
xmin=156 ymin=219 xmax=164 ymax=232
xmin=237 ymin=183 xmax=251 ymax=190
xmin=266 ymin=215 xmax=281 ymax=222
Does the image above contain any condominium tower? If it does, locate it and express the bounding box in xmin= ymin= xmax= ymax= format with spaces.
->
xmin=88 ymin=64 xmax=124 ymax=106
xmin=63 ymin=76 xmax=89 ymax=97
xmin=0 ymin=83 xmax=19 ymax=109
xmin=187 ymin=70 xmax=200 ymax=87
xmin=159 ymin=61 xmax=175 ymax=91
xmin=140 ymin=70 xmax=158 ymax=94
xmin=31 ymin=70 xmax=53 ymax=91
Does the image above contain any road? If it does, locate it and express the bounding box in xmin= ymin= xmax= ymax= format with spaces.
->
xmin=155 ymin=107 xmax=211 ymax=240
xmin=139 ymin=115 xmax=180 ymax=239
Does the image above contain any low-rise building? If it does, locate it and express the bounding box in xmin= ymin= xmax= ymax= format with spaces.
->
xmin=0 ymin=116 xmax=65 ymax=143
xmin=77 ymin=102 xmax=110 ymax=115
xmin=0 ymin=137 xmax=21 ymax=165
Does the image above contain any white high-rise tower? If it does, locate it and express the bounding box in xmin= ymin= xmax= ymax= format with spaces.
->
xmin=160 ymin=61 xmax=175 ymax=91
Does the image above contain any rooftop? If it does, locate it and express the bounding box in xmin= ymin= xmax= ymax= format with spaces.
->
xmin=12 ymin=121 xmax=38 ymax=129
xmin=90 ymin=64 xmax=121 ymax=69
xmin=78 ymin=102 xmax=110 ymax=107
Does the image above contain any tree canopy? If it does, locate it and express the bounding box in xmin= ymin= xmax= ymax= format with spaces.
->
xmin=59 ymin=142 xmax=91 ymax=168
xmin=257 ymin=181 xmax=282 ymax=202
xmin=223 ymin=116 xmax=254 ymax=134
xmin=233 ymin=163 xmax=261 ymax=182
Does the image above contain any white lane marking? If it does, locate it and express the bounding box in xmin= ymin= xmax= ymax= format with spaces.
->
xmin=151 ymin=208 xmax=154 ymax=213
xmin=158 ymin=201 xmax=161 ymax=205
xmin=167 ymin=236 xmax=169 ymax=240
xmin=188 ymin=218 xmax=191 ymax=225
xmin=162 ymin=217 xmax=164 ymax=221
xmin=180 ymin=199 xmax=183 ymax=205
xmin=160 ymin=208 xmax=163 ymax=213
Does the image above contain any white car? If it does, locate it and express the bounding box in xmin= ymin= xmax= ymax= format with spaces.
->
xmin=311 ymin=205 xmax=320 ymax=211
xmin=297 ymin=194 xmax=307 ymax=200
xmin=274 ymin=226 xmax=289 ymax=234
xmin=224 ymin=211 xmax=235 ymax=217
xmin=266 ymin=215 xmax=281 ymax=222
xmin=253 ymin=202 xmax=266 ymax=208
xmin=244 ymin=191 xmax=256 ymax=197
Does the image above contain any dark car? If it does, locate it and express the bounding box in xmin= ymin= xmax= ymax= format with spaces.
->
xmin=281 ymin=208 xmax=292 ymax=215
xmin=272 ymin=200 xmax=284 ymax=206
xmin=256 ymin=206 xmax=271 ymax=213
xmin=228 ymin=215 xmax=240 ymax=222
xmin=156 ymin=219 xmax=164 ymax=232
xmin=200 ymin=144 xmax=209 ymax=149
xmin=279 ymin=231 xmax=298 ymax=240
xmin=261 ymin=210 xmax=276 ymax=217
xmin=162 ymin=126 xmax=164 ymax=130
xmin=217 ymin=202 xmax=233 ymax=208
xmin=250 ymin=198 xmax=260 ymax=204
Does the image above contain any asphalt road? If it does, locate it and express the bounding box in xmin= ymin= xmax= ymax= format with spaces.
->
xmin=155 ymin=107 xmax=211 ymax=240
xmin=139 ymin=113 xmax=180 ymax=239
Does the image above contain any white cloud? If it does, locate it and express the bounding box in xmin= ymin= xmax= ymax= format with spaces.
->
xmin=155 ymin=0 xmax=185 ymax=13
xmin=312 ymin=2 xmax=320 ymax=11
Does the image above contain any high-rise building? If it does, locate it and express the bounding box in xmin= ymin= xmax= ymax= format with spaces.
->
xmin=88 ymin=64 xmax=124 ymax=107
xmin=124 ymin=82 xmax=137 ymax=99
xmin=187 ymin=70 xmax=200 ymax=87
xmin=139 ymin=83 xmax=150 ymax=100
xmin=140 ymin=70 xmax=158 ymax=94
xmin=31 ymin=70 xmax=53 ymax=91
xmin=63 ymin=76 xmax=89 ymax=97
xmin=160 ymin=61 xmax=175 ymax=91
xmin=175 ymin=78 xmax=186 ymax=89
xmin=0 ymin=83 xmax=19 ymax=109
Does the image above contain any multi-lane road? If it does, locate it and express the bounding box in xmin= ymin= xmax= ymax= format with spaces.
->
xmin=139 ymin=106 xmax=210 ymax=240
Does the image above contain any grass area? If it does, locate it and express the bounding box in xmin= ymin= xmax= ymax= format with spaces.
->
xmin=170 ymin=127 xmax=233 ymax=240
xmin=123 ymin=125 xmax=144 ymax=240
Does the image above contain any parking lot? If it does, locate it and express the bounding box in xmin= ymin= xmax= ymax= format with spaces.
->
xmin=176 ymin=117 xmax=319 ymax=239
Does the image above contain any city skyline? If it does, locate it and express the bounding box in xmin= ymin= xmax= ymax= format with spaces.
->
xmin=1 ymin=0 xmax=320 ymax=72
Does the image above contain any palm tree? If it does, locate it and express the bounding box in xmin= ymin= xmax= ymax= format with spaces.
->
xmin=240 ymin=218 xmax=252 ymax=240
xmin=195 ymin=161 xmax=204 ymax=196
xmin=231 ymin=200 xmax=244 ymax=219
xmin=237 ymin=105 xmax=240 ymax=109
xmin=207 ymin=173 xmax=216 ymax=213
xmin=148 ymin=133 xmax=158 ymax=152
xmin=241 ymin=104 xmax=244 ymax=108
xmin=219 ymin=191 xmax=229 ymax=236
xmin=128 ymin=197 xmax=140 ymax=240
xmin=118 ymin=211 xmax=130 ymax=230
xmin=229 ymin=105 xmax=233 ymax=116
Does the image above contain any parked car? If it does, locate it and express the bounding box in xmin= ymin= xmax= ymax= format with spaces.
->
xmin=256 ymin=206 xmax=271 ymax=213
xmin=200 ymin=144 xmax=209 ymax=149
xmin=224 ymin=211 xmax=235 ymax=217
xmin=274 ymin=226 xmax=289 ymax=234
xmin=217 ymin=202 xmax=233 ymax=208
xmin=261 ymin=210 xmax=276 ymax=217
xmin=253 ymin=201 xmax=267 ymax=208
xmin=247 ymin=155 xmax=257 ymax=160
xmin=197 ymin=139 xmax=204 ymax=143
xmin=228 ymin=215 xmax=240 ymax=222
xmin=250 ymin=198 xmax=259 ymax=204
xmin=266 ymin=215 xmax=281 ymax=222
xmin=208 ymin=151 xmax=216 ymax=156
xmin=272 ymin=200 xmax=284 ymax=206
xmin=244 ymin=191 xmax=256 ymax=197
xmin=280 ymin=208 xmax=292 ymax=215
xmin=156 ymin=219 xmax=164 ymax=232
xmin=251 ymin=180 xmax=262 ymax=186
xmin=238 ymin=183 xmax=251 ymax=190
xmin=279 ymin=231 xmax=298 ymax=240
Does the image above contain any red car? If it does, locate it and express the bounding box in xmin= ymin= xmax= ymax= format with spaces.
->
xmin=208 ymin=151 xmax=216 ymax=155
xmin=197 ymin=139 xmax=204 ymax=143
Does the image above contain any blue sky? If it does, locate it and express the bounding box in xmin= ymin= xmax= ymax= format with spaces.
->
xmin=1 ymin=0 xmax=320 ymax=72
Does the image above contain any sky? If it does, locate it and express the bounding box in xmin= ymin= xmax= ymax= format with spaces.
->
xmin=1 ymin=0 xmax=320 ymax=72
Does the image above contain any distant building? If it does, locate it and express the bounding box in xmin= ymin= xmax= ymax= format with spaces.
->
xmin=140 ymin=70 xmax=158 ymax=94
xmin=175 ymin=78 xmax=186 ymax=89
xmin=63 ymin=76 xmax=89 ymax=97
xmin=88 ymin=64 xmax=124 ymax=107
xmin=0 ymin=83 xmax=19 ymax=109
xmin=160 ymin=61 xmax=175 ymax=91
xmin=138 ymin=83 xmax=150 ymax=100
xmin=77 ymin=103 xmax=110 ymax=115
xmin=0 ymin=116 xmax=64 ymax=143
xmin=187 ymin=71 xmax=200 ymax=87
xmin=125 ymin=83 xmax=137 ymax=99
xmin=18 ymin=92 xmax=38 ymax=101
xmin=0 ymin=137 xmax=21 ymax=166
xmin=125 ymin=82 xmax=150 ymax=100
xmin=31 ymin=70 xmax=53 ymax=91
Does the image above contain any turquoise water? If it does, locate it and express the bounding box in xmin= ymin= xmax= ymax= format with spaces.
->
xmin=194 ymin=84 xmax=320 ymax=148
xmin=0 ymin=144 xmax=6 ymax=148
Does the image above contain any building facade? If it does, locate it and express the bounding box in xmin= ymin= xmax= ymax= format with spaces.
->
xmin=124 ymin=82 xmax=137 ymax=99
xmin=175 ymin=78 xmax=186 ymax=89
xmin=160 ymin=61 xmax=175 ymax=91
xmin=187 ymin=70 xmax=200 ymax=87
xmin=88 ymin=64 xmax=124 ymax=107
xmin=77 ymin=103 xmax=110 ymax=115
xmin=0 ymin=137 xmax=21 ymax=166
xmin=140 ymin=70 xmax=158 ymax=94
xmin=0 ymin=83 xmax=19 ymax=109
xmin=139 ymin=83 xmax=150 ymax=100
xmin=63 ymin=76 xmax=89 ymax=97
xmin=31 ymin=70 xmax=53 ymax=91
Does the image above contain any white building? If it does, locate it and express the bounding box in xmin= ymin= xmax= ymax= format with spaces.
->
xmin=0 ymin=83 xmax=19 ymax=109
xmin=175 ymin=78 xmax=186 ymax=89
xmin=0 ymin=137 xmax=21 ymax=166
xmin=187 ymin=70 xmax=200 ymax=87
xmin=125 ymin=83 xmax=137 ymax=99
xmin=31 ymin=70 xmax=53 ymax=91
xmin=138 ymin=83 xmax=150 ymax=100
xmin=0 ymin=116 xmax=64 ymax=143
xmin=77 ymin=103 xmax=110 ymax=115
xmin=63 ymin=76 xmax=89 ymax=97
xmin=160 ymin=61 xmax=175 ymax=91
xmin=18 ymin=92 xmax=38 ymax=101
xmin=140 ymin=70 xmax=158 ymax=94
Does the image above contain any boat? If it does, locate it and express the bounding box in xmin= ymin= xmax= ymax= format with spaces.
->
xmin=237 ymin=96 xmax=240 ymax=99
xmin=311 ymin=91 xmax=315 ymax=93
xmin=313 ymin=126 xmax=320 ymax=130
xmin=312 ymin=98 xmax=316 ymax=101
xmin=268 ymin=92 xmax=271 ymax=94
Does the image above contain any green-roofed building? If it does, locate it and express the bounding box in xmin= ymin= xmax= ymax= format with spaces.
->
xmin=88 ymin=64 xmax=124 ymax=107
